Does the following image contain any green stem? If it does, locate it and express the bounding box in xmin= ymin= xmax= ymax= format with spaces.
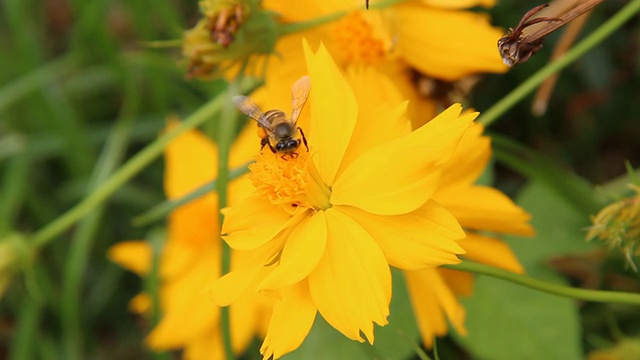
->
xmin=0 ymin=150 xmax=30 ymax=235
xmin=477 ymin=0 xmax=640 ymax=127
xmin=217 ymin=85 xmax=238 ymax=360
xmin=146 ymin=228 xmax=171 ymax=360
xmin=131 ymin=162 xmax=252 ymax=227
xmin=61 ymin=70 xmax=138 ymax=360
xmin=448 ymin=262 xmax=640 ymax=305
xmin=29 ymin=78 xmax=258 ymax=249
xmin=10 ymin=295 xmax=41 ymax=360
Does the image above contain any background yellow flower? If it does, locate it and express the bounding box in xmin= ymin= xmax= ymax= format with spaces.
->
xmin=109 ymin=120 xmax=271 ymax=359
xmin=254 ymin=0 xmax=507 ymax=127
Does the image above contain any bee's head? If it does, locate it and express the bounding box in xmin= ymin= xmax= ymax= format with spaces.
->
xmin=276 ymin=139 xmax=300 ymax=153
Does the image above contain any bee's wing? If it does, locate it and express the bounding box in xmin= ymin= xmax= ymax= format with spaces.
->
xmin=232 ymin=95 xmax=273 ymax=132
xmin=290 ymin=75 xmax=311 ymax=125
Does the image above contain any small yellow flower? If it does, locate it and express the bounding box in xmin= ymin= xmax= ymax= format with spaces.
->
xmin=211 ymin=41 xmax=478 ymax=359
xmin=109 ymin=120 xmax=271 ymax=359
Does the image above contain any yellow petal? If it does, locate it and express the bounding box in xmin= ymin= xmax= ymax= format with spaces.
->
xmin=260 ymin=281 xmax=317 ymax=359
xmin=435 ymin=185 xmax=535 ymax=236
xmin=209 ymin=265 xmax=263 ymax=307
xmin=304 ymin=40 xmax=358 ymax=186
xmin=182 ymin=329 xmax=224 ymax=360
xmin=438 ymin=123 xmax=490 ymax=188
xmin=129 ymin=293 xmax=151 ymax=314
xmin=263 ymin=0 xmax=358 ymax=22
xmin=168 ymin=198 xmax=220 ymax=250
xmin=377 ymin=61 xmax=438 ymax=129
xmin=250 ymin=27 xmax=327 ymax=126
xmin=163 ymin=120 xmax=220 ymax=250
xmin=394 ymin=4 xmax=507 ymax=80
xmin=222 ymin=194 xmax=292 ymax=250
xmin=419 ymin=0 xmax=495 ymax=8
xmin=147 ymin=252 xmax=220 ymax=350
xmin=461 ymin=233 xmax=524 ymax=273
xmin=259 ymin=212 xmax=327 ymax=290
xmin=108 ymin=241 xmax=151 ymax=275
xmin=405 ymin=268 xmax=466 ymax=348
xmin=338 ymin=66 xmax=411 ymax=175
xmin=158 ymin=241 xmax=203 ymax=280
xmin=439 ymin=267 xmax=474 ymax=297
xmin=308 ymin=208 xmax=391 ymax=343
xmin=231 ymin=292 xmax=274 ymax=354
xmin=338 ymin=200 xmax=464 ymax=270
xmin=331 ymin=104 xmax=476 ymax=215
xmin=163 ymin=119 xmax=218 ymax=199
xmin=330 ymin=144 xmax=443 ymax=215
xmin=229 ymin=123 xmax=260 ymax=168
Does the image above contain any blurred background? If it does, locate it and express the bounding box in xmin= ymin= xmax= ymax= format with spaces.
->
xmin=1 ymin=0 xmax=639 ymax=359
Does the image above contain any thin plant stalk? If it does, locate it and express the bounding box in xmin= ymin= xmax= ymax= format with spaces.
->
xmin=449 ymin=262 xmax=640 ymax=305
xmin=479 ymin=0 xmax=640 ymax=126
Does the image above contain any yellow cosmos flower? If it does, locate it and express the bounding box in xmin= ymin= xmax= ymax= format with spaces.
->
xmin=211 ymin=41 xmax=481 ymax=359
xmin=109 ymin=120 xmax=271 ymax=359
xmin=405 ymin=123 xmax=535 ymax=347
xmin=253 ymin=0 xmax=507 ymax=127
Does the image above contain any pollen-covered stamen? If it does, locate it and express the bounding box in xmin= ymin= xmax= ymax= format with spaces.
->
xmin=249 ymin=149 xmax=331 ymax=213
xmin=331 ymin=11 xmax=392 ymax=66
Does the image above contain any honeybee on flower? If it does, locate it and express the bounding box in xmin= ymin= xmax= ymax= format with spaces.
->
xmin=233 ymin=76 xmax=311 ymax=158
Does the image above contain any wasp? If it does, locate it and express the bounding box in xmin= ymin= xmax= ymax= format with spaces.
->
xmin=233 ymin=75 xmax=311 ymax=159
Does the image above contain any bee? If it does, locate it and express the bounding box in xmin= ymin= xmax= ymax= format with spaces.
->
xmin=233 ymin=75 xmax=310 ymax=158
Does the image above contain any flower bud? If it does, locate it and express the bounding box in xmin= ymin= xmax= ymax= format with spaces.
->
xmin=587 ymin=185 xmax=640 ymax=271
xmin=0 ymin=232 xmax=28 ymax=297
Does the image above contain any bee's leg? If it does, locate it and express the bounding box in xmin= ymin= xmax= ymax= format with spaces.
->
xmin=261 ymin=138 xmax=277 ymax=154
xmin=297 ymin=127 xmax=309 ymax=152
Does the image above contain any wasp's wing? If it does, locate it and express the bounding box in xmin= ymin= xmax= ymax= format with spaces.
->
xmin=232 ymin=95 xmax=273 ymax=132
xmin=290 ymin=75 xmax=311 ymax=125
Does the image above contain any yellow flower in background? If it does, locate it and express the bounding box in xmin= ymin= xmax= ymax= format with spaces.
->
xmin=252 ymin=0 xmax=507 ymax=128
xmin=405 ymin=123 xmax=535 ymax=347
xmin=587 ymin=185 xmax=640 ymax=271
xmin=211 ymin=41 xmax=479 ymax=359
xmin=109 ymin=120 xmax=272 ymax=359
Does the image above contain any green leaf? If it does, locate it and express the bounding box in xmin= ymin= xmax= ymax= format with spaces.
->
xmin=458 ymin=180 xmax=598 ymax=359
xmin=491 ymin=133 xmax=604 ymax=216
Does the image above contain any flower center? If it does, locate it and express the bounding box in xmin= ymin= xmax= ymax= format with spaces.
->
xmin=330 ymin=11 xmax=391 ymax=66
xmin=249 ymin=149 xmax=331 ymax=214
